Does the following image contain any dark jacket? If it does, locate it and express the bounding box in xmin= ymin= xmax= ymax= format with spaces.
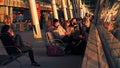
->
xmin=0 ymin=32 xmax=19 ymax=55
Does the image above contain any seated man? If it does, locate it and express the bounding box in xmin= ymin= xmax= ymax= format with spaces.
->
xmin=0 ymin=25 xmax=40 ymax=67
xmin=50 ymin=19 xmax=72 ymax=42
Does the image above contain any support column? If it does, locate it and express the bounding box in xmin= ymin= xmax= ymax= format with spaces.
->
xmin=5 ymin=6 xmax=8 ymax=15
xmin=10 ymin=7 xmax=13 ymax=23
xmin=51 ymin=0 xmax=58 ymax=19
xmin=80 ymin=7 xmax=84 ymax=18
xmin=28 ymin=0 xmax=42 ymax=39
xmin=76 ymin=0 xmax=80 ymax=18
xmin=18 ymin=0 xmax=21 ymax=7
xmin=62 ymin=0 xmax=68 ymax=20
xmin=79 ymin=0 xmax=83 ymax=18
xmin=67 ymin=0 xmax=73 ymax=19
xmin=115 ymin=1 xmax=120 ymax=22
xmin=71 ymin=0 xmax=77 ymax=18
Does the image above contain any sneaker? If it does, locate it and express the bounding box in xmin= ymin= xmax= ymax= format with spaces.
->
xmin=31 ymin=62 xmax=40 ymax=67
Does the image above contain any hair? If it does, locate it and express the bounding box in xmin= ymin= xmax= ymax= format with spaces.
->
xmin=4 ymin=15 xmax=11 ymax=20
xmin=53 ymin=19 xmax=59 ymax=23
xmin=70 ymin=18 xmax=76 ymax=23
xmin=65 ymin=20 xmax=70 ymax=23
xmin=4 ymin=15 xmax=11 ymax=25
xmin=4 ymin=15 xmax=9 ymax=18
xmin=1 ymin=25 xmax=10 ymax=33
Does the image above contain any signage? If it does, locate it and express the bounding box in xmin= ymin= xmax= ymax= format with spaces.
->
xmin=0 ymin=0 xmax=3 ymax=2
xmin=36 ymin=3 xmax=41 ymax=20
xmin=0 ymin=0 xmax=4 ymax=5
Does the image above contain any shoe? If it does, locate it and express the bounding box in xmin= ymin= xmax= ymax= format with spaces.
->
xmin=31 ymin=62 xmax=40 ymax=67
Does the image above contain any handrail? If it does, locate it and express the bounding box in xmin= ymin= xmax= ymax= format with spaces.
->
xmin=97 ymin=25 xmax=115 ymax=68
xmin=97 ymin=25 xmax=120 ymax=68
xmin=82 ymin=24 xmax=108 ymax=68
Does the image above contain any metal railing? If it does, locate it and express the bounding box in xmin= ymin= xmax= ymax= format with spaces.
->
xmin=97 ymin=25 xmax=120 ymax=68
xmin=11 ymin=22 xmax=32 ymax=31
xmin=82 ymin=24 xmax=108 ymax=68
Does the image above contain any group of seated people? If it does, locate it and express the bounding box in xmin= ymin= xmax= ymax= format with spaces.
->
xmin=46 ymin=14 xmax=92 ymax=55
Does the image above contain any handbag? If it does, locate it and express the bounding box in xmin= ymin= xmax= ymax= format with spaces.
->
xmin=47 ymin=45 xmax=65 ymax=56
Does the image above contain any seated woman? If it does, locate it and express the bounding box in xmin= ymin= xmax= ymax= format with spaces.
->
xmin=63 ymin=20 xmax=74 ymax=35
xmin=70 ymin=18 xmax=79 ymax=31
xmin=0 ymin=25 xmax=40 ymax=67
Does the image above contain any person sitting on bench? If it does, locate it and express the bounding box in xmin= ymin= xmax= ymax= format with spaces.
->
xmin=0 ymin=25 xmax=40 ymax=67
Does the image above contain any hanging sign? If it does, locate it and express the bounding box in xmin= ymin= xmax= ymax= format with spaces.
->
xmin=36 ymin=3 xmax=41 ymax=20
xmin=0 ymin=0 xmax=4 ymax=5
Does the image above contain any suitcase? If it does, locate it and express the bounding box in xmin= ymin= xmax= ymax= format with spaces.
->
xmin=47 ymin=45 xmax=65 ymax=56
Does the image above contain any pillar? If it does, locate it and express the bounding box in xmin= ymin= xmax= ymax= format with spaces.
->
xmin=71 ymin=0 xmax=77 ymax=18
xmin=79 ymin=0 xmax=83 ymax=18
xmin=10 ymin=7 xmax=13 ymax=23
xmin=62 ymin=0 xmax=68 ymax=20
xmin=5 ymin=6 xmax=8 ymax=15
xmin=51 ymin=0 xmax=58 ymax=19
xmin=80 ymin=7 xmax=84 ymax=18
xmin=28 ymin=0 xmax=42 ymax=39
xmin=67 ymin=0 xmax=73 ymax=19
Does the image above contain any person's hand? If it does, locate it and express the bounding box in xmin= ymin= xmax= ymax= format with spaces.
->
xmin=79 ymin=34 xmax=83 ymax=38
xmin=65 ymin=32 xmax=69 ymax=36
xmin=9 ymin=29 xmax=14 ymax=36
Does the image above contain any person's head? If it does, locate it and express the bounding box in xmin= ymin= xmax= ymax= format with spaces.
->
xmin=80 ymin=19 xmax=83 ymax=22
xmin=47 ymin=20 xmax=52 ymax=26
xmin=53 ymin=19 xmax=60 ymax=27
xmin=65 ymin=20 xmax=70 ymax=26
xmin=110 ymin=17 xmax=116 ymax=24
xmin=111 ymin=17 xmax=116 ymax=21
xmin=85 ymin=13 xmax=90 ymax=17
xmin=1 ymin=25 xmax=10 ymax=34
xmin=4 ymin=15 xmax=11 ymax=25
xmin=70 ymin=18 xmax=76 ymax=23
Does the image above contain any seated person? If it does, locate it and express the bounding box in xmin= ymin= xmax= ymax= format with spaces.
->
xmin=63 ymin=20 xmax=74 ymax=35
xmin=46 ymin=20 xmax=53 ymax=32
xmin=49 ymin=19 xmax=74 ymax=54
xmin=0 ymin=25 xmax=40 ymax=67
xmin=50 ymin=19 xmax=72 ymax=43
xmin=70 ymin=18 xmax=79 ymax=31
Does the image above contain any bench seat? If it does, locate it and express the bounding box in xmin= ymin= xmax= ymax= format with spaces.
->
xmin=0 ymin=54 xmax=22 ymax=66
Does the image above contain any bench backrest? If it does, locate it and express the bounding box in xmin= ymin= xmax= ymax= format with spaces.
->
xmin=46 ymin=32 xmax=54 ymax=45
